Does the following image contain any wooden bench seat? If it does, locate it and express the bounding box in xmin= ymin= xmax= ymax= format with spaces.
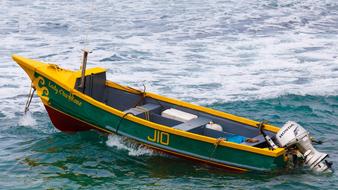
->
xmin=173 ymin=117 xmax=210 ymax=132
xmin=124 ymin=103 xmax=161 ymax=116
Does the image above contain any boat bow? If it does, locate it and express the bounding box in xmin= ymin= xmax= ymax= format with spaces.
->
xmin=12 ymin=54 xmax=45 ymax=81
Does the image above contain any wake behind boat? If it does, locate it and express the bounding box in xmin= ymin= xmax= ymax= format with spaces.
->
xmin=13 ymin=53 xmax=332 ymax=173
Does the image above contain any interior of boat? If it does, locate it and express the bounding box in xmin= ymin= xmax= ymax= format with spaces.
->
xmin=75 ymin=71 xmax=275 ymax=148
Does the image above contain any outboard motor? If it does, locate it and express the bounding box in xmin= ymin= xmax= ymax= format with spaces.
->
xmin=276 ymin=121 xmax=332 ymax=173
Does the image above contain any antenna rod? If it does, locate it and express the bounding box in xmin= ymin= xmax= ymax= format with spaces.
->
xmin=79 ymin=49 xmax=89 ymax=91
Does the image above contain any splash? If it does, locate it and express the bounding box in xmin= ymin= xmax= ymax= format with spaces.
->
xmin=106 ymin=135 xmax=154 ymax=156
xmin=18 ymin=112 xmax=37 ymax=127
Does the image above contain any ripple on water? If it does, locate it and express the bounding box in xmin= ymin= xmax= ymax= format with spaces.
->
xmin=1 ymin=95 xmax=338 ymax=189
xmin=1 ymin=0 xmax=338 ymax=189
xmin=0 ymin=111 xmax=5 ymax=118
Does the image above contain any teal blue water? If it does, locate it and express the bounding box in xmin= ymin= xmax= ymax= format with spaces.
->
xmin=1 ymin=0 xmax=338 ymax=189
xmin=0 ymin=95 xmax=337 ymax=189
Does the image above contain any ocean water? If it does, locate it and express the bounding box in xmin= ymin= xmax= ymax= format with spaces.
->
xmin=1 ymin=0 xmax=338 ymax=189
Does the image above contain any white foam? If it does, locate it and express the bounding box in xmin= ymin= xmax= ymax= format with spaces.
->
xmin=106 ymin=135 xmax=154 ymax=156
xmin=18 ymin=111 xmax=37 ymax=127
xmin=2 ymin=0 xmax=338 ymax=117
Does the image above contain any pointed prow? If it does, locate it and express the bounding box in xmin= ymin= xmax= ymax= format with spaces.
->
xmin=12 ymin=54 xmax=45 ymax=81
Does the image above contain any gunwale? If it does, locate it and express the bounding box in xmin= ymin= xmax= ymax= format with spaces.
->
xmin=12 ymin=55 xmax=286 ymax=158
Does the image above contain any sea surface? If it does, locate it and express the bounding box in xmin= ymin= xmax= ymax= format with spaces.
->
xmin=1 ymin=0 xmax=338 ymax=189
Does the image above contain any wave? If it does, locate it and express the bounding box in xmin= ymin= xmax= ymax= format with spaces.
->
xmin=18 ymin=111 xmax=37 ymax=127
xmin=106 ymin=135 xmax=154 ymax=156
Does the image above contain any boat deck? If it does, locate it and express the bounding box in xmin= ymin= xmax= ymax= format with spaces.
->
xmin=74 ymin=71 xmax=274 ymax=147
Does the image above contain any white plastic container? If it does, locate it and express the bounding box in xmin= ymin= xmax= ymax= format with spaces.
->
xmin=161 ymin=108 xmax=198 ymax=122
xmin=205 ymin=122 xmax=223 ymax=131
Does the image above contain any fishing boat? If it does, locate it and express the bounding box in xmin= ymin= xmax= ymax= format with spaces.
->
xmin=13 ymin=53 xmax=332 ymax=173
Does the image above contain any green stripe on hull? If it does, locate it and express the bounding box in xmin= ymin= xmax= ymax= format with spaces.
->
xmin=35 ymin=73 xmax=286 ymax=172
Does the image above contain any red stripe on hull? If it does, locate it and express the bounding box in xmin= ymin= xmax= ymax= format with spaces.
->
xmin=44 ymin=105 xmax=93 ymax=132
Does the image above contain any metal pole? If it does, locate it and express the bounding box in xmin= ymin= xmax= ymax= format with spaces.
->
xmin=79 ymin=49 xmax=89 ymax=90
